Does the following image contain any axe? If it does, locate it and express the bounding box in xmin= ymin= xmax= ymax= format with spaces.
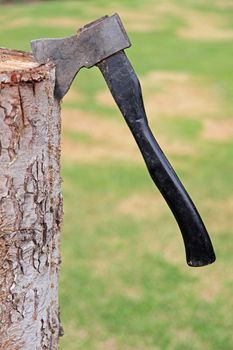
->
xmin=31 ymin=14 xmax=216 ymax=267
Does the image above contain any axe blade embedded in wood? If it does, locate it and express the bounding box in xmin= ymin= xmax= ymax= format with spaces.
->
xmin=31 ymin=14 xmax=131 ymax=99
xmin=31 ymin=14 xmax=216 ymax=267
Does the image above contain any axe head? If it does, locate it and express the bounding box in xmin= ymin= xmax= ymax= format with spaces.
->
xmin=31 ymin=14 xmax=131 ymax=99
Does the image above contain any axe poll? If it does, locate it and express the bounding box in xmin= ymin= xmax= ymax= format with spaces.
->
xmin=31 ymin=14 xmax=216 ymax=267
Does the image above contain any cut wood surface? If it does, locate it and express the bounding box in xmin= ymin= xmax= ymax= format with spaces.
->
xmin=0 ymin=48 xmax=63 ymax=350
xmin=0 ymin=49 xmax=39 ymax=72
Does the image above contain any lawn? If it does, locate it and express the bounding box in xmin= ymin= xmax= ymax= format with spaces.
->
xmin=0 ymin=0 xmax=233 ymax=349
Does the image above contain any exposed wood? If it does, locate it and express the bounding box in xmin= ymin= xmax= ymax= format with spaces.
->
xmin=0 ymin=49 xmax=39 ymax=72
xmin=0 ymin=48 xmax=63 ymax=350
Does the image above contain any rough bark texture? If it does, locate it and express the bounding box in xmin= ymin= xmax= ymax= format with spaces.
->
xmin=0 ymin=49 xmax=63 ymax=350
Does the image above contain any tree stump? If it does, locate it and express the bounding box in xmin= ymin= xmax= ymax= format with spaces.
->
xmin=0 ymin=48 xmax=63 ymax=349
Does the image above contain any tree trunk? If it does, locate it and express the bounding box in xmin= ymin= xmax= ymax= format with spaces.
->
xmin=0 ymin=49 xmax=63 ymax=349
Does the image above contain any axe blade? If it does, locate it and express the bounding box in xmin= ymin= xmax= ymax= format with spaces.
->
xmin=31 ymin=14 xmax=131 ymax=99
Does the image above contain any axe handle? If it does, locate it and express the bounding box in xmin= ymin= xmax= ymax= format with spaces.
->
xmin=98 ymin=51 xmax=215 ymax=267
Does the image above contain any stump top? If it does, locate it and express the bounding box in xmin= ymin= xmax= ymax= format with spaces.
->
xmin=0 ymin=48 xmax=54 ymax=85
xmin=0 ymin=48 xmax=40 ymax=73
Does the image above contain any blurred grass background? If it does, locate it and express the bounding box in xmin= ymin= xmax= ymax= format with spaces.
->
xmin=0 ymin=0 xmax=233 ymax=349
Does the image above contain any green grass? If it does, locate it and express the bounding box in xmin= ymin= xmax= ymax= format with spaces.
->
xmin=1 ymin=1 xmax=233 ymax=349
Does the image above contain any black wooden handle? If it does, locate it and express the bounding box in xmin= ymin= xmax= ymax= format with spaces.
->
xmin=97 ymin=51 xmax=215 ymax=267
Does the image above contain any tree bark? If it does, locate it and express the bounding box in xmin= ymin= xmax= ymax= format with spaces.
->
xmin=0 ymin=49 xmax=63 ymax=349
